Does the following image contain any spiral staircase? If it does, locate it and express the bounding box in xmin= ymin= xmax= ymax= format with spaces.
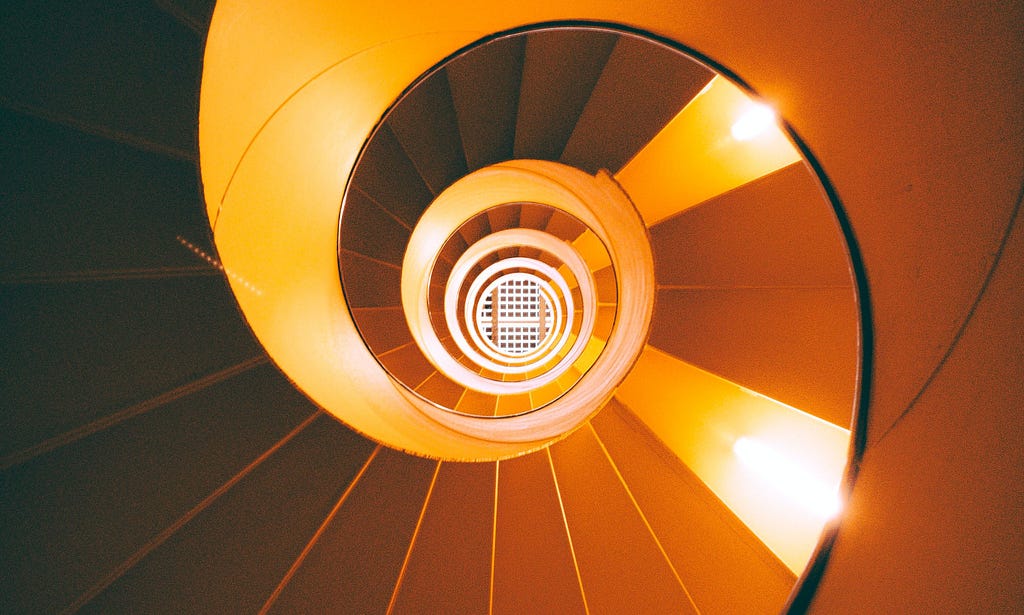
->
xmin=2 ymin=1 xmax=1021 ymax=614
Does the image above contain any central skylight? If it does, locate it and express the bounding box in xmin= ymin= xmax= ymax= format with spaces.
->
xmin=475 ymin=273 xmax=550 ymax=356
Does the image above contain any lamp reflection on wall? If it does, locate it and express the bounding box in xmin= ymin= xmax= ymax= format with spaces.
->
xmin=733 ymin=436 xmax=843 ymax=519
xmin=730 ymin=102 xmax=777 ymax=141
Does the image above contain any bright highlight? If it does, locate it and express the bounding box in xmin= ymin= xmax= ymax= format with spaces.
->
xmin=616 ymin=77 xmax=801 ymax=225
xmin=733 ymin=437 xmax=842 ymax=519
xmin=731 ymin=103 xmax=777 ymax=141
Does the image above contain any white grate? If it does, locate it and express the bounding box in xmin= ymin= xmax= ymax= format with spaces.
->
xmin=476 ymin=277 xmax=548 ymax=355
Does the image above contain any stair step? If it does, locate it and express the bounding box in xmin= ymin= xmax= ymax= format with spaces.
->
xmin=266 ymin=448 xmax=437 ymax=614
xmin=79 ymin=415 xmax=374 ymax=614
xmin=514 ymin=30 xmax=618 ymax=161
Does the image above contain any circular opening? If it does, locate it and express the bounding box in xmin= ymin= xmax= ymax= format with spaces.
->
xmin=473 ymin=272 xmax=564 ymax=359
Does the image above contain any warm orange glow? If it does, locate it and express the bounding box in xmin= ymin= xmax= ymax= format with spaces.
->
xmin=199 ymin=0 xmax=690 ymax=222
xmin=388 ymin=161 xmax=652 ymax=445
xmin=615 ymin=346 xmax=849 ymax=573
xmin=208 ymin=33 xmax=548 ymax=460
xmin=615 ymin=75 xmax=802 ymax=226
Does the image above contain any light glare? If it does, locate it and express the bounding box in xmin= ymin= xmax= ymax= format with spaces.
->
xmin=731 ymin=103 xmax=777 ymax=141
xmin=733 ymin=436 xmax=842 ymax=519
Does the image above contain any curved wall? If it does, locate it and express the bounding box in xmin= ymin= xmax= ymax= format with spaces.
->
xmin=201 ymin=1 xmax=1024 ymax=609
xmin=0 ymin=0 xmax=1019 ymax=611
